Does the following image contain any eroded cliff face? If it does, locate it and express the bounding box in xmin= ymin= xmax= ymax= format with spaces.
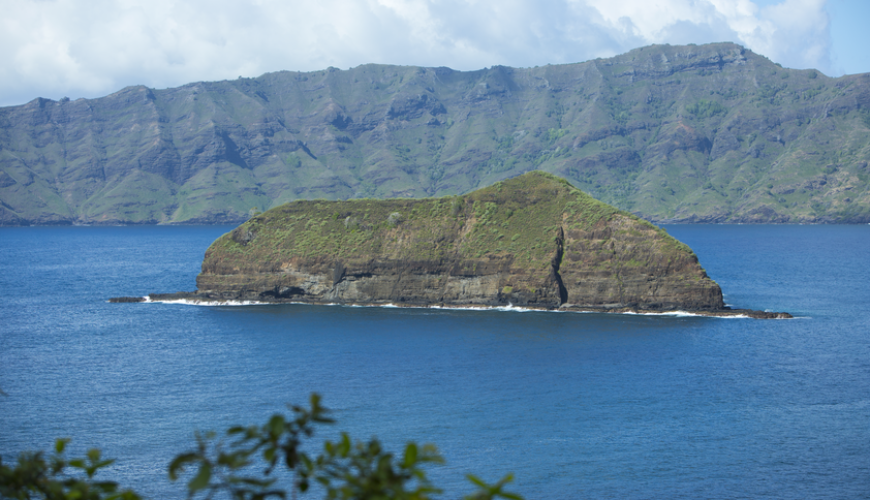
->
xmin=189 ymin=172 xmax=724 ymax=311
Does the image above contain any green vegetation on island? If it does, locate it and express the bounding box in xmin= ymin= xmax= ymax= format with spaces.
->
xmin=208 ymin=171 xmax=626 ymax=271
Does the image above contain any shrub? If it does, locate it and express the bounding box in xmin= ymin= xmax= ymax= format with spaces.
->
xmin=0 ymin=395 xmax=523 ymax=500
xmin=686 ymin=99 xmax=726 ymax=118
xmin=387 ymin=212 xmax=403 ymax=226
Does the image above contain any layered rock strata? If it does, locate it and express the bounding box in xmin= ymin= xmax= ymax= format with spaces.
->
xmin=138 ymin=172 xmax=789 ymax=317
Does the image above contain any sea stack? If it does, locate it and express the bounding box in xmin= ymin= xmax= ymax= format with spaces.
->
xmin=145 ymin=172 xmax=782 ymax=315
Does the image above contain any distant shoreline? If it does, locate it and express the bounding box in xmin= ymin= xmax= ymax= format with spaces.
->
xmin=4 ymin=220 xmax=870 ymax=228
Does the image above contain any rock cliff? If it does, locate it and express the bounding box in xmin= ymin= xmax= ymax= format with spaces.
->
xmin=161 ymin=172 xmax=737 ymax=312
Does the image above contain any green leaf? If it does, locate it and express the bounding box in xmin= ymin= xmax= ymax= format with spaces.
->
xmin=188 ymin=463 xmax=212 ymax=491
xmin=168 ymin=453 xmax=198 ymax=481
xmin=268 ymin=415 xmax=285 ymax=438
xmin=96 ymin=459 xmax=116 ymax=469
xmin=55 ymin=438 xmax=69 ymax=453
xmin=229 ymin=477 xmax=276 ymax=487
xmin=338 ymin=433 xmax=351 ymax=456
xmin=404 ymin=443 xmax=418 ymax=468
xmin=466 ymin=474 xmax=488 ymax=488
xmin=309 ymin=393 xmax=321 ymax=408
xmin=93 ymin=480 xmax=119 ymax=492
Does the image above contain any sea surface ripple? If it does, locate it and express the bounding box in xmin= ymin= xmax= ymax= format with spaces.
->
xmin=1 ymin=224 xmax=869 ymax=499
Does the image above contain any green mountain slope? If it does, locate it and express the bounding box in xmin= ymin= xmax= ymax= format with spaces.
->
xmin=1 ymin=42 xmax=869 ymax=225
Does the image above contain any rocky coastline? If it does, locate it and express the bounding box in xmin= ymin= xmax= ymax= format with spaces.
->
xmin=109 ymin=293 xmax=791 ymax=319
xmin=113 ymin=173 xmax=791 ymax=319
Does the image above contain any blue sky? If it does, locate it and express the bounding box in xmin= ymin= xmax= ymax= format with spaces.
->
xmin=826 ymin=0 xmax=870 ymax=75
xmin=0 ymin=0 xmax=867 ymax=107
xmin=752 ymin=0 xmax=868 ymax=75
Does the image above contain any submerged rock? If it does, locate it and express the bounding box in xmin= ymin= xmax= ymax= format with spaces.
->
xmin=108 ymin=296 xmax=146 ymax=303
xmin=133 ymin=172 xmax=789 ymax=317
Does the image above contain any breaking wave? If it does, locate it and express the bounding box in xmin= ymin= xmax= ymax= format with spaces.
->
xmin=144 ymin=297 xmax=269 ymax=306
xmin=143 ymin=297 xmax=758 ymax=318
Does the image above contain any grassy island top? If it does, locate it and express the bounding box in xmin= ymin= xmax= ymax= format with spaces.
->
xmin=203 ymin=171 xmax=696 ymax=274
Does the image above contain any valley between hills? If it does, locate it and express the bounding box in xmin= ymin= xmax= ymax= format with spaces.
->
xmin=1 ymin=42 xmax=868 ymax=226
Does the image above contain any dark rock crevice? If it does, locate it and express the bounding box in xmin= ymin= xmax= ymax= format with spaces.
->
xmin=332 ymin=261 xmax=345 ymax=285
xmin=552 ymin=226 xmax=568 ymax=305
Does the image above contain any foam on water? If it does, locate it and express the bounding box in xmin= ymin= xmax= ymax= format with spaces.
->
xmin=145 ymin=296 xmax=269 ymax=306
xmin=621 ymin=310 xmax=750 ymax=318
xmin=142 ymin=297 xmax=756 ymax=318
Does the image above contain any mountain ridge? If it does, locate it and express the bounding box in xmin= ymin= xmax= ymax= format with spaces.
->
xmin=2 ymin=42 xmax=869 ymax=225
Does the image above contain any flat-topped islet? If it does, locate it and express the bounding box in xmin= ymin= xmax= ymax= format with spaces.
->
xmin=123 ymin=172 xmax=790 ymax=318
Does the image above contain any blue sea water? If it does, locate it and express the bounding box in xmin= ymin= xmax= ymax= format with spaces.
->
xmin=1 ymin=224 xmax=869 ymax=499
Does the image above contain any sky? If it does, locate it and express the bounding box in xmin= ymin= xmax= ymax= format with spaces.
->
xmin=0 ymin=0 xmax=867 ymax=107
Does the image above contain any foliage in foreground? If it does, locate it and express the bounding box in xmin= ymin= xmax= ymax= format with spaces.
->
xmin=0 ymin=394 xmax=522 ymax=500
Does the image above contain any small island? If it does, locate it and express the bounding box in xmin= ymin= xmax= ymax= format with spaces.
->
xmin=118 ymin=172 xmax=790 ymax=318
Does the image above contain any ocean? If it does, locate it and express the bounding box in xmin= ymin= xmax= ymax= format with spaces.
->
xmin=1 ymin=224 xmax=868 ymax=499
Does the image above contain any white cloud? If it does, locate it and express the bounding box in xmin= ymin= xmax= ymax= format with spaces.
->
xmin=0 ymin=0 xmax=834 ymax=106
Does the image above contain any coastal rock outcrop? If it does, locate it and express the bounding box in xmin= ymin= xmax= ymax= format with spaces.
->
xmin=148 ymin=172 xmax=765 ymax=314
